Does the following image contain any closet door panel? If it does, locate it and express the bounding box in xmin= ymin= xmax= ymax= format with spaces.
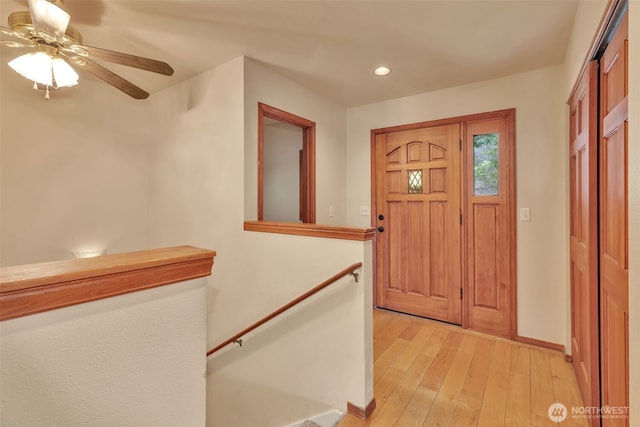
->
xmin=599 ymin=11 xmax=629 ymax=427
xmin=568 ymin=60 xmax=599 ymax=418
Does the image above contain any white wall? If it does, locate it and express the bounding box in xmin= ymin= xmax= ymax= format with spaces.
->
xmin=206 ymin=235 xmax=373 ymax=427
xmin=0 ymin=68 xmax=151 ymax=267
xmin=148 ymin=57 xmax=245 ymax=255
xmin=563 ymin=0 xmax=609 ymax=96
xmin=0 ymin=278 xmax=207 ymax=427
xmin=346 ymin=66 xmax=568 ymax=347
xmin=263 ymin=123 xmax=303 ymax=222
xmin=244 ymin=58 xmax=348 ymax=225
xmin=147 ymin=56 xmax=373 ymax=426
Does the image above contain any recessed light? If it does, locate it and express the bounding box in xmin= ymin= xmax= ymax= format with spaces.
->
xmin=373 ymin=66 xmax=391 ymax=76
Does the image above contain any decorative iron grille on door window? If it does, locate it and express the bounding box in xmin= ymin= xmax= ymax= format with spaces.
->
xmin=408 ymin=170 xmax=423 ymax=194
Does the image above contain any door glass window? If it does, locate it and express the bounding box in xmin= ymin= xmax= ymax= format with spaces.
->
xmin=408 ymin=169 xmax=423 ymax=194
xmin=473 ymin=133 xmax=499 ymax=196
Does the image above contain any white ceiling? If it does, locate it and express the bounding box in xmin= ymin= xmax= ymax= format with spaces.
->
xmin=0 ymin=0 xmax=579 ymax=107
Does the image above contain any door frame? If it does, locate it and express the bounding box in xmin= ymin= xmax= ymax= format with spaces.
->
xmin=370 ymin=109 xmax=517 ymax=338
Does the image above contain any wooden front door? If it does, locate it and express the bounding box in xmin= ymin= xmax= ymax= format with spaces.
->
xmin=568 ymin=61 xmax=600 ymax=417
xmin=374 ymin=124 xmax=462 ymax=324
xmin=599 ymin=11 xmax=629 ymax=426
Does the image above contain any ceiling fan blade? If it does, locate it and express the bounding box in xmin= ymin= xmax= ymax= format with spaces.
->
xmin=63 ymin=53 xmax=149 ymax=99
xmin=69 ymin=45 xmax=174 ymax=76
xmin=27 ymin=0 xmax=70 ymax=42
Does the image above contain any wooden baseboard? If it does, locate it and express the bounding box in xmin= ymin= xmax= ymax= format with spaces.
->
xmin=516 ymin=335 xmax=565 ymax=353
xmin=565 ymin=354 xmax=572 ymax=363
xmin=347 ymin=398 xmax=376 ymax=420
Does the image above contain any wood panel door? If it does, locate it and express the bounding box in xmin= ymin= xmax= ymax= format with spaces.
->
xmin=374 ymin=124 xmax=462 ymax=324
xmin=568 ymin=61 xmax=600 ymax=419
xmin=599 ymin=11 xmax=629 ymax=427
xmin=464 ymin=112 xmax=516 ymax=339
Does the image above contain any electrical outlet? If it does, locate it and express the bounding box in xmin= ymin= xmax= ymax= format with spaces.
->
xmin=329 ymin=206 xmax=335 ymax=217
xmin=359 ymin=206 xmax=370 ymax=216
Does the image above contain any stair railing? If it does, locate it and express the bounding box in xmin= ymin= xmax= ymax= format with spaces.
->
xmin=206 ymin=262 xmax=362 ymax=356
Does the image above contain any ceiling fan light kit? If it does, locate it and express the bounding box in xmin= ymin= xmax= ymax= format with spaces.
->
xmin=1 ymin=0 xmax=174 ymax=100
xmin=9 ymin=50 xmax=78 ymax=87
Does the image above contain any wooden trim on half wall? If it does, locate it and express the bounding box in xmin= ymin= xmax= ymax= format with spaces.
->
xmin=0 ymin=246 xmax=216 ymax=321
xmin=244 ymin=221 xmax=375 ymax=241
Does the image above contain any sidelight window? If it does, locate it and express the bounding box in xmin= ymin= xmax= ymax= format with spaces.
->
xmin=473 ymin=133 xmax=499 ymax=196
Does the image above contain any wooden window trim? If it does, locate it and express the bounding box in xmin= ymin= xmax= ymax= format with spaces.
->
xmin=258 ymin=102 xmax=316 ymax=223
xmin=244 ymin=221 xmax=375 ymax=241
xmin=370 ymin=108 xmax=516 ymax=136
xmin=0 ymin=246 xmax=216 ymax=321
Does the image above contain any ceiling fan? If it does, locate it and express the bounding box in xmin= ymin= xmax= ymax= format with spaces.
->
xmin=0 ymin=0 xmax=174 ymax=99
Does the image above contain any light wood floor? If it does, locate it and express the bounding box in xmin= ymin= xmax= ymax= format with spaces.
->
xmin=339 ymin=309 xmax=587 ymax=427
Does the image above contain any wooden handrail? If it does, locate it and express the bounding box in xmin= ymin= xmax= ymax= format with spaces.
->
xmin=207 ymin=262 xmax=362 ymax=356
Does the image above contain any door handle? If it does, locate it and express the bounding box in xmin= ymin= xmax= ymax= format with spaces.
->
xmin=378 ymin=214 xmax=384 ymax=220
xmin=377 ymin=226 xmax=384 ymax=232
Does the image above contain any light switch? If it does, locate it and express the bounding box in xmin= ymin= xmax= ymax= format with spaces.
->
xmin=520 ymin=208 xmax=531 ymax=222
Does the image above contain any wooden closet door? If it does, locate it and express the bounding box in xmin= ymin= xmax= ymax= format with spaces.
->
xmin=599 ymin=11 xmax=629 ymax=427
xmin=569 ymin=61 xmax=600 ymax=420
